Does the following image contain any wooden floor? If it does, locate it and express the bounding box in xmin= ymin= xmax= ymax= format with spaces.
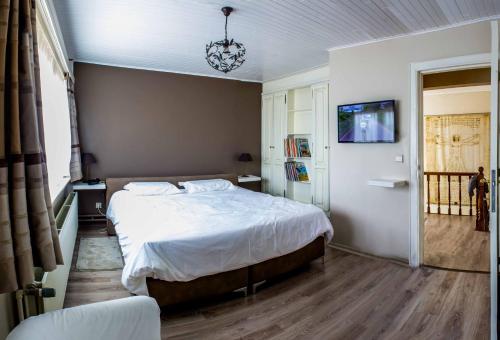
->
xmin=65 ymin=225 xmax=490 ymax=339
xmin=424 ymin=213 xmax=490 ymax=272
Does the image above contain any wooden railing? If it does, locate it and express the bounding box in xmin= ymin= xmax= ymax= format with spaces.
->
xmin=424 ymin=171 xmax=478 ymax=216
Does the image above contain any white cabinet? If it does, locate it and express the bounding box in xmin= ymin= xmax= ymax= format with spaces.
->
xmin=272 ymin=92 xmax=287 ymax=164
xmin=261 ymin=164 xmax=271 ymax=193
xmin=261 ymin=94 xmax=274 ymax=165
xmin=262 ymin=83 xmax=330 ymax=211
xmin=312 ymin=167 xmax=328 ymax=210
xmin=271 ymin=164 xmax=285 ymax=196
xmin=312 ymin=84 xmax=329 ymax=169
xmin=261 ymin=91 xmax=286 ymax=197
xmin=311 ymin=83 xmax=329 ymax=211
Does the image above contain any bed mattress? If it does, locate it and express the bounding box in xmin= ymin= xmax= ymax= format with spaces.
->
xmin=107 ymin=187 xmax=334 ymax=295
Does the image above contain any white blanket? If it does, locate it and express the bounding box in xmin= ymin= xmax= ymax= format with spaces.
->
xmin=107 ymin=187 xmax=334 ymax=295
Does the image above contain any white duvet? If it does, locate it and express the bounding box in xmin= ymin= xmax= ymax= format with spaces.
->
xmin=107 ymin=187 xmax=334 ymax=295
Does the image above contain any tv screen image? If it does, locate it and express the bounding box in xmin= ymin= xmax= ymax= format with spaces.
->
xmin=338 ymin=100 xmax=396 ymax=143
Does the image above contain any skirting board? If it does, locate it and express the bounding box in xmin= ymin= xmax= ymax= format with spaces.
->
xmin=328 ymin=242 xmax=409 ymax=267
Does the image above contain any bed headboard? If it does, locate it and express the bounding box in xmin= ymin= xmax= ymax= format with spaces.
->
xmin=105 ymin=173 xmax=238 ymax=235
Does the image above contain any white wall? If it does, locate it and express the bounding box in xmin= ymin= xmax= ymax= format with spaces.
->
xmin=329 ymin=21 xmax=491 ymax=261
xmin=262 ymin=65 xmax=329 ymax=94
xmin=424 ymin=87 xmax=490 ymax=115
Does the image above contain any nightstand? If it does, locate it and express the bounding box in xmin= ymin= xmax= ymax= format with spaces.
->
xmin=72 ymin=181 xmax=107 ymax=225
xmin=238 ymin=175 xmax=262 ymax=192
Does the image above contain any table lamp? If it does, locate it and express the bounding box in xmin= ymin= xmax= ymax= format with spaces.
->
xmin=238 ymin=153 xmax=253 ymax=177
xmin=82 ymin=153 xmax=98 ymax=184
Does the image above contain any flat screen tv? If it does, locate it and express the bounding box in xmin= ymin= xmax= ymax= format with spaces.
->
xmin=338 ymin=100 xmax=396 ymax=143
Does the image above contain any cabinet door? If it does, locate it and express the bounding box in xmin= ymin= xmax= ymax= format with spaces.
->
xmin=272 ymin=91 xmax=287 ymax=164
xmin=312 ymin=83 xmax=329 ymax=169
xmin=261 ymin=164 xmax=271 ymax=193
xmin=271 ymin=163 xmax=285 ymax=197
xmin=261 ymin=94 xmax=274 ymax=165
xmin=312 ymin=167 xmax=329 ymax=211
xmin=312 ymin=83 xmax=329 ymax=210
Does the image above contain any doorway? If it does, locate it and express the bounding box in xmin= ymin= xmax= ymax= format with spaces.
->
xmin=421 ymin=68 xmax=491 ymax=272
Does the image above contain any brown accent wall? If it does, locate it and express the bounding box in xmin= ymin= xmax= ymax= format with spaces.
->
xmin=74 ymin=62 xmax=262 ymax=179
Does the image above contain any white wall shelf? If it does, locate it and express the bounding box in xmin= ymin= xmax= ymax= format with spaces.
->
xmin=367 ymin=179 xmax=407 ymax=188
xmin=238 ymin=175 xmax=261 ymax=183
xmin=288 ymin=109 xmax=312 ymax=113
xmin=72 ymin=181 xmax=106 ymax=191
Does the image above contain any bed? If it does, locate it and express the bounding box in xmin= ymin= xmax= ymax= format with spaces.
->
xmin=105 ymin=174 xmax=333 ymax=307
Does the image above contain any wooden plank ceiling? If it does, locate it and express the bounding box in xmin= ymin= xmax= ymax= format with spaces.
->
xmin=53 ymin=0 xmax=500 ymax=82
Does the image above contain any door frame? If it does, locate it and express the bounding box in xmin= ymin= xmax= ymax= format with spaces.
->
xmin=409 ymin=52 xmax=491 ymax=268
xmin=409 ymin=51 xmax=496 ymax=337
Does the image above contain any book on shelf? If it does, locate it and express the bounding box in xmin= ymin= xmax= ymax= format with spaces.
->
xmin=284 ymin=161 xmax=309 ymax=182
xmin=297 ymin=138 xmax=311 ymax=158
xmin=284 ymin=137 xmax=311 ymax=158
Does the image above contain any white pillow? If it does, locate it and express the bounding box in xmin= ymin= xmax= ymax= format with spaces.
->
xmin=178 ymin=179 xmax=235 ymax=193
xmin=123 ymin=182 xmax=182 ymax=196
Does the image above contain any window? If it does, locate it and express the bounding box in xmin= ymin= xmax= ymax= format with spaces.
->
xmin=37 ymin=19 xmax=71 ymax=199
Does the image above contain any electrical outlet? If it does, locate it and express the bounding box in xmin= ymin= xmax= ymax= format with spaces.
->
xmin=96 ymin=202 xmax=102 ymax=209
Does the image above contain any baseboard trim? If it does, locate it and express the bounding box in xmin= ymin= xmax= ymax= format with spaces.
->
xmin=327 ymin=242 xmax=409 ymax=267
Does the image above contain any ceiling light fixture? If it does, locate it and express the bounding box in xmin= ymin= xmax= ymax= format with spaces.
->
xmin=205 ymin=6 xmax=246 ymax=74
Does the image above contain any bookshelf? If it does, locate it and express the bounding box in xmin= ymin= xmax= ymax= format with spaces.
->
xmin=261 ymin=81 xmax=329 ymax=211
xmin=285 ymin=86 xmax=313 ymax=204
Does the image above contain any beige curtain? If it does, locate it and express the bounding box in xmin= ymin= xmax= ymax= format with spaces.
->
xmin=424 ymin=113 xmax=490 ymax=205
xmin=68 ymin=78 xmax=82 ymax=182
xmin=0 ymin=0 xmax=63 ymax=294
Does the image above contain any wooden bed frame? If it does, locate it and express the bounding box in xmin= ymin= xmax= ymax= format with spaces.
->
xmin=105 ymin=174 xmax=325 ymax=307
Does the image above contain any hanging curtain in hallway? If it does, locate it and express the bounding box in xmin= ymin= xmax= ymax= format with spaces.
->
xmin=67 ymin=78 xmax=82 ymax=182
xmin=424 ymin=113 xmax=490 ymax=205
xmin=0 ymin=0 xmax=63 ymax=294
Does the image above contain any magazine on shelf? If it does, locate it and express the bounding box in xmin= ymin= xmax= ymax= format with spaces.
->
xmin=297 ymin=138 xmax=311 ymax=158
xmin=295 ymin=162 xmax=309 ymax=181
xmin=284 ymin=161 xmax=309 ymax=182
xmin=284 ymin=137 xmax=311 ymax=158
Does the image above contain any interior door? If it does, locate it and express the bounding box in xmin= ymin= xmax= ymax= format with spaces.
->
xmin=490 ymin=20 xmax=499 ymax=340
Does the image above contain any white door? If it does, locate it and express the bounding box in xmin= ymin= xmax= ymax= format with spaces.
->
xmin=271 ymin=91 xmax=287 ymax=197
xmin=312 ymin=83 xmax=329 ymax=210
xmin=490 ymin=20 xmax=499 ymax=340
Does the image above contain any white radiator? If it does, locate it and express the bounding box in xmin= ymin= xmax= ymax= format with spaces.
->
xmin=39 ymin=191 xmax=79 ymax=312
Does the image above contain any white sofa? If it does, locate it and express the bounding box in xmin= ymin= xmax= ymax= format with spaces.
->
xmin=7 ymin=296 xmax=161 ymax=340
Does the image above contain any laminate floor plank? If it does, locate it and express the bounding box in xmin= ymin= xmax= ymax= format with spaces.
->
xmin=65 ymin=226 xmax=489 ymax=339
xmin=424 ymin=213 xmax=489 ymax=272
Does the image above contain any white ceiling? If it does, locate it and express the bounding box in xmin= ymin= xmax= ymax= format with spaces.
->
xmin=53 ymin=0 xmax=500 ymax=82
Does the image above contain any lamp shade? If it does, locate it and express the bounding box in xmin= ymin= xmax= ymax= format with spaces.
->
xmin=238 ymin=153 xmax=253 ymax=162
xmin=81 ymin=153 xmax=97 ymax=165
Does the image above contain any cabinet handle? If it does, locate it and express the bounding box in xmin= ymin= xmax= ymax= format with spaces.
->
xmin=492 ymin=169 xmax=496 ymax=213
xmin=324 ymin=146 xmax=328 ymax=149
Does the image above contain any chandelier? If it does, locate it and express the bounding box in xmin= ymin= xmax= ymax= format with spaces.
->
xmin=205 ymin=6 xmax=246 ymax=74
